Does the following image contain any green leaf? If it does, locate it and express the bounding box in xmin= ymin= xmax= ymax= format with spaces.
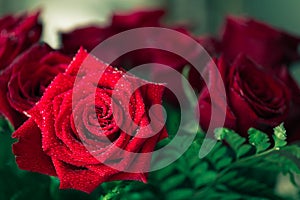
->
xmin=192 ymin=162 xmax=209 ymax=176
xmin=161 ymin=174 xmax=186 ymax=191
xmin=165 ymin=189 xmax=194 ymax=200
xmin=248 ymin=128 xmax=271 ymax=153
xmin=214 ymin=128 xmax=246 ymax=150
xmin=215 ymin=157 xmax=233 ymax=170
xmin=273 ymin=135 xmax=287 ymax=149
xmin=195 ymin=171 xmax=217 ymax=188
xmin=214 ymin=128 xmax=249 ymax=158
xmin=263 ymin=153 xmax=300 ymax=174
xmin=210 ymin=145 xmax=227 ymax=163
xmin=154 ymin=164 xmax=176 ymax=181
xmin=236 ymin=144 xmax=252 ymax=158
xmin=274 ymin=123 xmax=287 ymax=140
xmin=217 ymin=171 xmax=238 ymax=183
xmin=214 ymin=128 xmax=227 ymax=140
xmin=283 ymin=145 xmax=300 ymax=159
xmin=273 ymin=123 xmax=287 ymax=148
xmin=224 ymin=176 xmax=276 ymax=198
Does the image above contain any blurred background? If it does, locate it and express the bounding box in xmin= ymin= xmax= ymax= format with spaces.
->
xmin=1 ymin=0 xmax=300 ymax=48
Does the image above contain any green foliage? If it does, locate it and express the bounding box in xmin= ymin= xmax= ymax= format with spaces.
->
xmin=248 ymin=128 xmax=271 ymax=153
xmin=101 ymin=123 xmax=300 ymax=200
xmin=273 ymin=123 xmax=287 ymax=148
xmin=215 ymin=128 xmax=253 ymax=158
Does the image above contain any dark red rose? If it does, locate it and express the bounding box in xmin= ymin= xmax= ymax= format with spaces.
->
xmin=198 ymin=54 xmax=291 ymax=136
xmin=0 ymin=11 xmax=42 ymax=70
xmin=60 ymin=9 xmax=165 ymax=55
xmin=275 ymin=67 xmax=300 ymax=142
xmin=12 ymin=48 xmax=168 ymax=193
xmin=60 ymin=10 xmax=220 ymax=106
xmin=116 ymin=29 xmax=219 ymax=106
xmin=0 ymin=43 xmax=70 ymax=128
xmin=60 ymin=10 xmax=219 ymax=62
xmin=221 ymin=16 xmax=300 ymax=68
xmin=148 ymin=31 xmax=219 ymax=106
xmin=149 ymin=27 xmax=219 ymax=70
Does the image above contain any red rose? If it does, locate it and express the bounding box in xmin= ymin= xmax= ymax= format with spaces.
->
xmin=148 ymin=27 xmax=219 ymax=70
xmin=60 ymin=9 xmax=219 ymax=67
xmin=0 ymin=43 xmax=70 ymax=128
xmin=198 ymin=54 xmax=291 ymax=136
xmin=60 ymin=9 xmax=165 ymax=55
xmin=61 ymin=9 xmax=219 ymax=105
xmin=149 ymin=30 xmax=219 ymax=105
xmin=275 ymin=67 xmax=300 ymax=142
xmin=221 ymin=16 xmax=300 ymax=68
xmin=0 ymin=11 xmax=42 ymax=70
xmin=12 ymin=48 xmax=168 ymax=193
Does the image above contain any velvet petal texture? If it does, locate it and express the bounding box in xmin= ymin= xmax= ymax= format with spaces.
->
xmin=12 ymin=118 xmax=57 ymax=176
xmin=13 ymin=48 xmax=168 ymax=193
xmin=199 ymin=55 xmax=291 ymax=137
xmin=0 ymin=11 xmax=42 ymax=70
xmin=221 ymin=16 xmax=300 ymax=68
xmin=0 ymin=43 xmax=70 ymax=128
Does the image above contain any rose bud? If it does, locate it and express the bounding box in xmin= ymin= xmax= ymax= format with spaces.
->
xmin=12 ymin=48 xmax=168 ymax=193
xmin=0 ymin=43 xmax=71 ymax=128
xmin=0 ymin=11 xmax=42 ymax=70
xmin=198 ymin=54 xmax=291 ymax=136
xmin=221 ymin=16 xmax=300 ymax=68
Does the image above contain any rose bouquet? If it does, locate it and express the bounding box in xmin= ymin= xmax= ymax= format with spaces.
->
xmin=1 ymin=7 xmax=300 ymax=200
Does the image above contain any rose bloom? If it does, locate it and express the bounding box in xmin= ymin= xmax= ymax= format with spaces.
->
xmin=147 ymin=28 xmax=219 ymax=106
xmin=12 ymin=48 xmax=168 ymax=193
xmin=0 ymin=11 xmax=42 ymax=70
xmin=275 ymin=67 xmax=300 ymax=142
xmin=61 ymin=10 xmax=220 ymax=106
xmin=60 ymin=9 xmax=219 ymax=69
xmin=60 ymin=9 xmax=165 ymax=55
xmin=0 ymin=43 xmax=70 ymax=128
xmin=221 ymin=16 xmax=300 ymax=68
xmin=198 ymin=54 xmax=291 ymax=136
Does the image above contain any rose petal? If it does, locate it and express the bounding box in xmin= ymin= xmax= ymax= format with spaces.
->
xmin=52 ymin=159 xmax=112 ymax=193
xmin=12 ymin=118 xmax=57 ymax=176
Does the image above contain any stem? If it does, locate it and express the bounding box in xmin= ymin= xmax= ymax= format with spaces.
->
xmin=217 ymin=148 xmax=278 ymax=177
xmin=198 ymin=147 xmax=280 ymax=196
